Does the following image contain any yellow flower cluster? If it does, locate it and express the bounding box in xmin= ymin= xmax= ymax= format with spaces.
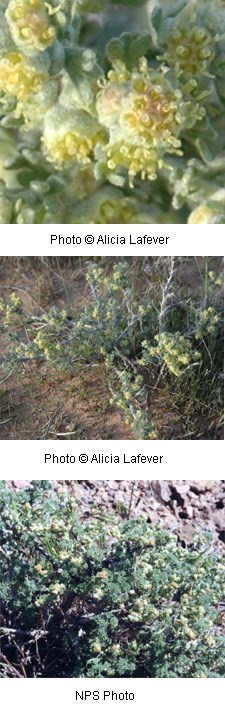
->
xmin=208 ymin=271 xmax=223 ymax=287
xmin=43 ymin=308 xmax=67 ymax=327
xmin=0 ymin=50 xmax=46 ymax=102
xmin=161 ymin=26 xmax=216 ymax=82
xmin=86 ymin=265 xmax=103 ymax=283
xmin=45 ymin=132 xmax=94 ymax=166
xmin=43 ymin=108 xmax=103 ymax=167
xmin=195 ymin=306 xmax=220 ymax=339
xmin=0 ymin=292 xmax=22 ymax=326
xmin=34 ymin=564 xmax=48 ymax=575
xmin=50 ymin=582 xmax=66 ymax=596
xmin=140 ymin=332 xmax=201 ymax=377
xmin=6 ymin=0 xmax=56 ymax=52
xmin=186 ymin=184 xmax=225 ymax=223
xmin=34 ymin=330 xmax=55 ymax=359
xmin=96 ymin=58 xmax=186 ymax=186
xmin=0 ymin=292 xmax=20 ymax=312
xmin=188 ymin=204 xmax=215 ymax=224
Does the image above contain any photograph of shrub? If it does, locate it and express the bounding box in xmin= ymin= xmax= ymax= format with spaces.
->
xmin=0 ymin=479 xmax=225 ymax=678
xmin=0 ymin=256 xmax=223 ymax=440
xmin=1 ymin=0 xmax=225 ymax=224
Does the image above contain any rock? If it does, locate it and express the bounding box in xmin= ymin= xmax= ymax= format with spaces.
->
xmin=213 ymin=510 xmax=225 ymax=529
xmin=173 ymin=483 xmax=190 ymax=496
xmin=177 ymin=523 xmax=196 ymax=546
xmin=151 ymin=480 xmax=171 ymax=503
xmin=190 ymin=481 xmax=215 ymax=493
xmin=11 ymin=480 xmax=33 ymax=489
xmin=148 ymin=511 xmax=159 ymax=525
xmin=186 ymin=505 xmax=193 ymax=519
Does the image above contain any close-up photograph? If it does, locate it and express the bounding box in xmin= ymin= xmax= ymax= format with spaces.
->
xmin=0 ymin=0 xmax=225 ymax=224
xmin=0 ymin=256 xmax=223 ymax=440
xmin=0 ymin=479 xmax=225 ymax=678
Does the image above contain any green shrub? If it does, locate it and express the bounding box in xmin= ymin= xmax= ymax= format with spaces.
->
xmin=0 ymin=481 xmax=225 ymax=678
xmin=0 ymin=259 xmax=223 ymax=439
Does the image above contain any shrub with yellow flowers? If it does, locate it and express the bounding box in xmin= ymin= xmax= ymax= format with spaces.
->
xmin=0 ymin=480 xmax=225 ymax=677
xmin=140 ymin=332 xmax=201 ymax=377
xmin=0 ymin=259 xmax=223 ymax=439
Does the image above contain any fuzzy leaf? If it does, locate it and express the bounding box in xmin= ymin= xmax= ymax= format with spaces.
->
xmin=164 ymin=0 xmax=188 ymax=18
xmin=106 ymin=32 xmax=155 ymax=68
xmin=151 ymin=6 xmax=162 ymax=32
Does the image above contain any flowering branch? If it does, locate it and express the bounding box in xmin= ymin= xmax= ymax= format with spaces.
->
xmin=1 ymin=1 xmax=225 ymax=223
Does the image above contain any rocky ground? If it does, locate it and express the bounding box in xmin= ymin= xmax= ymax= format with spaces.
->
xmin=5 ymin=479 xmax=225 ymax=551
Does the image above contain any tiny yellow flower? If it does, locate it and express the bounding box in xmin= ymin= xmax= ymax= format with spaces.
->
xmin=97 ymin=570 xmax=108 ymax=580
xmin=34 ymin=564 xmax=48 ymax=575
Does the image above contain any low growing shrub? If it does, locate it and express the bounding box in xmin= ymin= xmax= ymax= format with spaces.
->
xmin=0 ymin=481 xmax=225 ymax=678
xmin=0 ymin=259 xmax=223 ymax=439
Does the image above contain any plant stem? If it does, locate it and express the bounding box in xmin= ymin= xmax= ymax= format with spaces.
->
xmin=204 ymin=256 xmax=209 ymax=308
xmin=158 ymin=257 xmax=176 ymax=334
